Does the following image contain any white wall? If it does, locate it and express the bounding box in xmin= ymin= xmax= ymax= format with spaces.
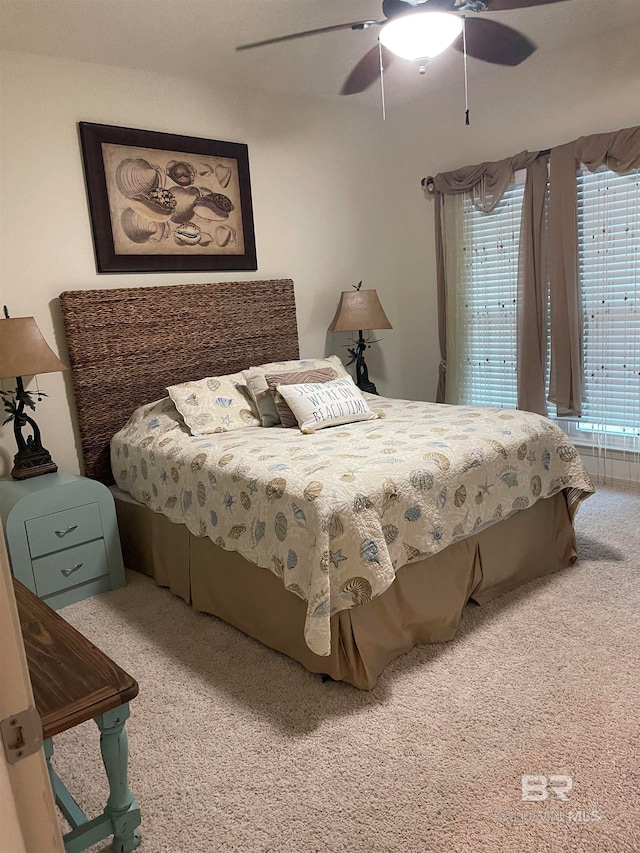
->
xmin=0 ymin=50 xmax=403 ymax=476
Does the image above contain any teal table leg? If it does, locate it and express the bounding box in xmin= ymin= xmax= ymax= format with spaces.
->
xmin=95 ymin=704 xmax=141 ymax=853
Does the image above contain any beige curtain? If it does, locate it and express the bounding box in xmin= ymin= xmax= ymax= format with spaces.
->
xmin=433 ymin=150 xmax=541 ymax=405
xmin=548 ymin=127 xmax=640 ymax=415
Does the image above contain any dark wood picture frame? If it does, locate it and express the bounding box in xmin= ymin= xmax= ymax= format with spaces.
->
xmin=79 ymin=122 xmax=257 ymax=273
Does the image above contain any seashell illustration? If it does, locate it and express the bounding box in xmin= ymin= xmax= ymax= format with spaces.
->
xmin=359 ymin=539 xmax=379 ymax=564
xmin=382 ymin=524 xmax=398 ymax=544
xmin=320 ymin=551 xmax=330 ymax=573
xmin=462 ymin=449 xmax=485 ymax=472
xmin=240 ymin=492 xmax=251 ymax=510
xmin=353 ymin=494 xmax=373 ymax=513
xmin=215 ymin=397 xmax=234 ymax=407
xmin=171 ymin=467 xmax=180 ymax=482
xmin=215 ymin=225 xmax=237 ymax=247
xmin=115 ymin=158 xmax=162 ymax=199
xmin=475 ymin=490 xmax=484 ymax=504
xmin=239 ymin=409 xmax=257 ymax=424
xmin=193 ymin=193 xmax=234 ymax=221
xmin=208 ymin=472 xmax=217 ymax=486
xmin=512 ymin=496 xmax=530 ymax=510
xmin=500 ymin=470 xmax=519 ymax=488
xmin=452 ymin=523 xmax=464 ymax=539
xmin=274 ymin=512 xmax=288 ymax=542
xmin=123 ymin=444 xmax=129 ymax=458
xmin=129 ymin=187 xmax=177 ymax=221
xmin=381 ymin=480 xmax=399 ymax=515
xmin=214 ymin=536 xmax=225 ymax=549
xmin=215 ymin=164 xmax=232 ymax=187
xmin=530 ymin=475 xmax=542 ymax=497
xmin=557 ymin=443 xmax=578 ymax=461
xmin=341 ymin=577 xmax=373 ymax=606
xmin=287 ymin=549 xmax=298 ymax=570
xmin=228 ymin=524 xmax=246 ymax=539
xmin=170 ymin=186 xmax=201 ymax=224
xmin=140 ymin=458 xmax=148 ymax=480
xmin=197 ymin=481 xmax=206 ymax=507
xmin=140 ymin=436 xmax=155 ymax=448
xmin=410 ymin=470 xmax=434 ymax=491
xmin=542 ymin=449 xmax=551 ymax=470
xmin=291 ymin=503 xmax=306 ymax=526
xmin=311 ymin=594 xmax=330 ymax=616
xmin=206 ymin=378 xmax=221 ymax=392
xmin=423 ymin=452 xmax=451 ymax=471
xmin=517 ymin=442 xmax=528 ymax=460
xmin=191 ymin=452 xmax=207 ymax=472
xmin=303 ymin=481 xmax=323 ymax=501
xmin=166 ymin=160 xmax=196 ymax=187
xmin=121 ymin=208 xmax=162 ymax=244
xmin=493 ymin=504 xmax=503 ymax=518
xmin=327 ymin=513 xmax=343 ymax=538
xmin=403 ymin=543 xmax=422 ymax=562
xmin=210 ymin=510 xmax=218 ymax=526
xmin=165 ymin=496 xmax=177 ymax=508
xmin=199 ymin=520 xmax=207 ymax=537
xmin=141 ymin=490 xmax=151 ymax=504
xmin=405 ymin=505 xmax=422 ymax=522
xmin=218 ymin=453 xmax=234 ymax=466
xmin=174 ymin=222 xmax=202 ymax=246
xmin=254 ymin=519 xmax=265 ymax=542
xmin=454 ymin=485 xmax=467 ymax=507
xmin=485 ymin=439 xmax=508 ymax=459
xmin=437 ymin=487 xmax=447 ymax=508
xmin=181 ymin=490 xmax=192 ymax=512
xmin=266 ymin=477 xmax=286 ymax=500
xmin=271 ymin=556 xmax=285 ymax=578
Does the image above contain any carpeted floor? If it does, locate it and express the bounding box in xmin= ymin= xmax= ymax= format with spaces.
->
xmin=53 ymin=485 xmax=639 ymax=853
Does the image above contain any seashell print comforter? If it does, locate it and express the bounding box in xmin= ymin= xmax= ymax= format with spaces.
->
xmin=111 ymin=395 xmax=595 ymax=657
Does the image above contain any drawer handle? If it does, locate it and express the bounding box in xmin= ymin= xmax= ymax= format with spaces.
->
xmin=60 ymin=563 xmax=84 ymax=577
xmin=55 ymin=524 xmax=78 ymax=538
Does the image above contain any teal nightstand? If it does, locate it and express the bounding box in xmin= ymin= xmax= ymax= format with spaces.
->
xmin=0 ymin=472 xmax=126 ymax=608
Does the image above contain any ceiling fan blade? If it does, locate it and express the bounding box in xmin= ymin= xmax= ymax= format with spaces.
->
xmin=452 ymin=17 xmax=536 ymax=66
xmin=484 ymin=0 xmax=568 ymax=10
xmin=236 ymin=20 xmax=383 ymax=51
xmin=341 ymin=46 xmax=394 ymax=95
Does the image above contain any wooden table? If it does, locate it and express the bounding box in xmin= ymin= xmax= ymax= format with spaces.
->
xmin=14 ymin=578 xmax=141 ymax=853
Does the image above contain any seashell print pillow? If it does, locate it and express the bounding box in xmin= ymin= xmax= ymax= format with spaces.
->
xmin=276 ymin=375 xmax=378 ymax=433
xmin=167 ymin=374 xmax=261 ymax=435
xmin=265 ymin=367 xmax=339 ymax=428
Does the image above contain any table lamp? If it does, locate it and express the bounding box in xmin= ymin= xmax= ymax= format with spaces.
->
xmin=0 ymin=311 xmax=68 ymax=479
xmin=328 ymin=284 xmax=392 ymax=394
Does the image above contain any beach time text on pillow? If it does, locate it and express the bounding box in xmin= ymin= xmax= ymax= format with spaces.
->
xmin=277 ymin=376 xmax=377 ymax=432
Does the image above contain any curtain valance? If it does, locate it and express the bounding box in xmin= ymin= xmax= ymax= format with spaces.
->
xmin=433 ymin=150 xmax=539 ymax=213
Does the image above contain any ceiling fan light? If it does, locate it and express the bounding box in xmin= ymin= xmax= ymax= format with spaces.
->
xmin=379 ymin=12 xmax=463 ymax=61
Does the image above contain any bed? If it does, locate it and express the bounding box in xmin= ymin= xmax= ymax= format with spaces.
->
xmin=59 ymin=279 xmax=594 ymax=689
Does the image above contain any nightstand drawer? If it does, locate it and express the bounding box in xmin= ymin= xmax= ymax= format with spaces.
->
xmin=32 ymin=539 xmax=109 ymax=598
xmin=25 ymin=502 xmax=102 ymax=558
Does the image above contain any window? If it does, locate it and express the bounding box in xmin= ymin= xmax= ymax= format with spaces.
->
xmin=574 ymin=166 xmax=640 ymax=441
xmin=447 ymin=178 xmax=525 ymax=408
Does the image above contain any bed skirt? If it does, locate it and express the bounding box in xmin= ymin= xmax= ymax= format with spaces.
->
xmin=114 ymin=491 xmax=576 ymax=689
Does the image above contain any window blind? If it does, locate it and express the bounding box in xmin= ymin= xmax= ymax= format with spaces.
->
xmin=576 ymin=166 xmax=640 ymax=438
xmin=455 ymin=182 xmax=525 ymax=408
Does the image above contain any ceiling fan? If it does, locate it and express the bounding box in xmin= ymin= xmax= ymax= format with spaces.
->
xmin=237 ymin=0 xmax=568 ymax=95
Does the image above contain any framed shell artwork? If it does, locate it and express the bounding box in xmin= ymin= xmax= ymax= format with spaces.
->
xmin=79 ymin=122 xmax=257 ymax=273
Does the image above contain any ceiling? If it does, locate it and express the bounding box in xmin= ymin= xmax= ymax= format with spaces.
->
xmin=1 ymin=0 xmax=638 ymax=106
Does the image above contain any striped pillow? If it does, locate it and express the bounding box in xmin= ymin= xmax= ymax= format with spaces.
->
xmin=265 ymin=367 xmax=338 ymax=427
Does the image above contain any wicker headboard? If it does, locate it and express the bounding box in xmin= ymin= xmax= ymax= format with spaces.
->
xmin=59 ymin=279 xmax=299 ymax=484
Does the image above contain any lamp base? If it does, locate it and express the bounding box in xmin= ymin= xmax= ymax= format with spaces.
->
xmin=356 ymin=379 xmax=378 ymax=395
xmin=11 ymin=447 xmax=58 ymax=480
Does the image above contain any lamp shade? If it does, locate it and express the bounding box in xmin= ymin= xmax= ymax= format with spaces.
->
xmin=379 ymin=11 xmax=462 ymax=61
xmin=328 ymin=289 xmax=393 ymax=333
xmin=0 ymin=317 xmax=68 ymax=380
